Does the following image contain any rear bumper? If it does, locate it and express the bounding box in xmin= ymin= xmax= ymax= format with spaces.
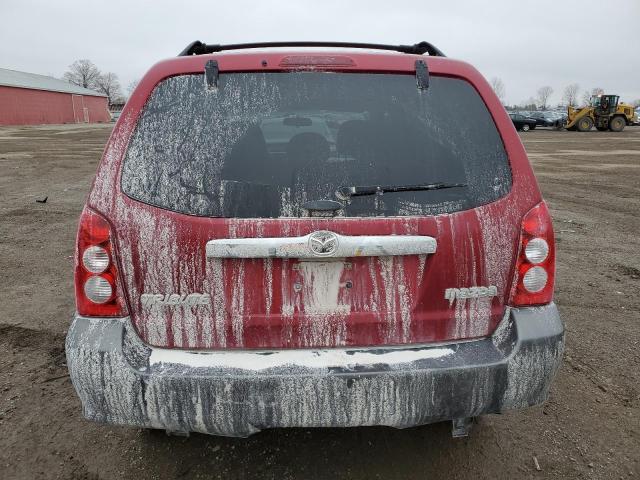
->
xmin=66 ymin=304 xmax=564 ymax=437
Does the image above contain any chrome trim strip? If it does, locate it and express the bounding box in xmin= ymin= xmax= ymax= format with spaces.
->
xmin=206 ymin=232 xmax=437 ymax=259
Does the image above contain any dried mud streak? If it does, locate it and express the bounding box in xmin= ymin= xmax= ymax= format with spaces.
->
xmin=65 ymin=308 xmax=560 ymax=436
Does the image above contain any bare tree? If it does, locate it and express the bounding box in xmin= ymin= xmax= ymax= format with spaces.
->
xmin=127 ymin=79 xmax=140 ymax=96
xmin=581 ymin=87 xmax=605 ymax=106
xmin=521 ymin=97 xmax=538 ymax=111
xmin=95 ymin=72 xmax=123 ymax=105
xmin=63 ymin=59 xmax=100 ymax=89
xmin=563 ymin=83 xmax=580 ymax=107
xmin=490 ymin=77 xmax=506 ymax=103
xmin=581 ymin=90 xmax=590 ymax=106
xmin=536 ymin=86 xmax=553 ymax=110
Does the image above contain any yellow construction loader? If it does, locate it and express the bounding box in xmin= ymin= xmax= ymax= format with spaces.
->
xmin=566 ymin=95 xmax=636 ymax=132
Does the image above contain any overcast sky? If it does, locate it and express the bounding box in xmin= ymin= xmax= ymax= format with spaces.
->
xmin=1 ymin=0 xmax=639 ymax=106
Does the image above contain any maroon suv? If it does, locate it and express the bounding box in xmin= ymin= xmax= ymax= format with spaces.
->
xmin=66 ymin=41 xmax=564 ymax=437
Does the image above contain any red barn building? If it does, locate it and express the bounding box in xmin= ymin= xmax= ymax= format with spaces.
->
xmin=0 ymin=67 xmax=111 ymax=125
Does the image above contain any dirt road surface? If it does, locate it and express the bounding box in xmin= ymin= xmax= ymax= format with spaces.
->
xmin=1 ymin=124 xmax=638 ymax=479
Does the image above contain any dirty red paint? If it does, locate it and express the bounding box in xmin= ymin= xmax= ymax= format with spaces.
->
xmin=86 ymin=51 xmax=543 ymax=350
xmin=0 ymin=85 xmax=110 ymax=125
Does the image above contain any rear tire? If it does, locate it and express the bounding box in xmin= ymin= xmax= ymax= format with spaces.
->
xmin=577 ymin=116 xmax=594 ymax=132
xmin=609 ymin=116 xmax=626 ymax=132
xmin=522 ymin=123 xmax=530 ymax=132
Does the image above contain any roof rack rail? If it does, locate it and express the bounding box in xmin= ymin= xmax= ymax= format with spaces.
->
xmin=179 ymin=41 xmax=446 ymax=57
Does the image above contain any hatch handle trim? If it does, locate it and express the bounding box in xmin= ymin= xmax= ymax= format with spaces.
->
xmin=206 ymin=231 xmax=437 ymax=259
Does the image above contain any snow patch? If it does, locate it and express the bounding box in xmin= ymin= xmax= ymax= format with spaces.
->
xmin=149 ymin=345 xmax=454 ymax=371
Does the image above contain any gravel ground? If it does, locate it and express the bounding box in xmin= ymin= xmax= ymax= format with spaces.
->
xmin=0 ymin=124 xmax=638 ymax=479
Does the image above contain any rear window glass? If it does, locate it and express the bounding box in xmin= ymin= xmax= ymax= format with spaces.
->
xmin=121 ymin=72 xmax=511 ymax=218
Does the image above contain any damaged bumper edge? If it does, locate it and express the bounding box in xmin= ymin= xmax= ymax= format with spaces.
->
xmin=65 ymin=304 xmax=564 ymax=437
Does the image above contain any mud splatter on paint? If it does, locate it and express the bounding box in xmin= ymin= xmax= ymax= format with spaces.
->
xmin=83 ymin=72 xmax=528 ymax=351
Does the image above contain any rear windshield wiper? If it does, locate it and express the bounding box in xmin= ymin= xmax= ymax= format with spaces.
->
xmin=336 ymin=182 xmax=467 ymax=199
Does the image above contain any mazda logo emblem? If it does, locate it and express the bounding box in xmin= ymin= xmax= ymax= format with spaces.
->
xmin=308 ymin=231 xmax=339 ymax=257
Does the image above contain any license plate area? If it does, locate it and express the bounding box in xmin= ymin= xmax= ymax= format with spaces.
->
xmin=286 ymin=259 xmax=352 ymax=315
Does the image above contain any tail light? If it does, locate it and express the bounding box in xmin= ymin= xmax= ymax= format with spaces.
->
xmin=75 ymin=207 xmax=128 ymax=317
xmin=509 ymin=202 xmax=556 ymax=306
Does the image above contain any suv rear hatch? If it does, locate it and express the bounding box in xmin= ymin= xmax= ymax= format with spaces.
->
xmin=108 ymin=66 xmax=521 ymax=350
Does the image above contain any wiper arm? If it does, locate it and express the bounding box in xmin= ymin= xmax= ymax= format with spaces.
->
xmin=336 ymin=182 xmax=467 ymax=199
